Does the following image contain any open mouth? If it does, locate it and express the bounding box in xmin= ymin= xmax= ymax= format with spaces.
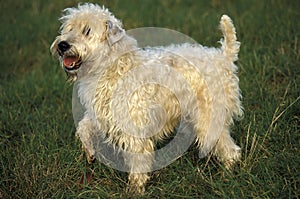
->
xmin=62 ymin=55 xmax=82 ymax=71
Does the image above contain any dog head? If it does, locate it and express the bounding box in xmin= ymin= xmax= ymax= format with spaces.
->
xmin=50 ymin=3 xmax=125 ymax=81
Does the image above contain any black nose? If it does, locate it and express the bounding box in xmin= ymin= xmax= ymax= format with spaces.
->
xmin=58 ymin=41 xmax=70 ymax=52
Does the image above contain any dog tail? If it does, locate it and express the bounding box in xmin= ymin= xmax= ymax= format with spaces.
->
xmin=219 ymin=15 xmax=240 ymax=62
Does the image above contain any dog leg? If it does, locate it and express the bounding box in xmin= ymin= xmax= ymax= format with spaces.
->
xmin=213 ymin=127 xmax=241 ymax=170
xmin=76 ymin=116 xmax=96 ymax=164
xmin=123 ymin=138 xmax=154 ymax=195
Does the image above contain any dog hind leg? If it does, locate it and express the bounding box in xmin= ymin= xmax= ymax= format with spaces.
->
xmin=212 ymin=126 xmax=241 ymax=169
xmin=123 ymin=138 xmax=154 ymax=195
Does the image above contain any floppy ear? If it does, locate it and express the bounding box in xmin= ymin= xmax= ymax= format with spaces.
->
xmin=106 ymin=20 xmax=125 ymax=46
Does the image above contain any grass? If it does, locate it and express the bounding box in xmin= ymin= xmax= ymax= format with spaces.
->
xmin=0 ymin=0 xmax=299 ymax=198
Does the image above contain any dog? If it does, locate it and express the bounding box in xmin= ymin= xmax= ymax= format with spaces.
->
xmin=50 ymin=3 xmax=243 ymax=194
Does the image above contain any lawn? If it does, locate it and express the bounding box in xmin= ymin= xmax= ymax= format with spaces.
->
xmin=0 ymin=0 xmax=299 ymax=198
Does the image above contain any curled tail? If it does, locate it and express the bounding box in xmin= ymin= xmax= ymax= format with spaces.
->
xmin=220 ymin=15 xmax=240 ymax=62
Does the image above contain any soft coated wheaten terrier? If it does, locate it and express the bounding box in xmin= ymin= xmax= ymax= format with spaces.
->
xmin=51 ymin=3 xmax=243 ymax=194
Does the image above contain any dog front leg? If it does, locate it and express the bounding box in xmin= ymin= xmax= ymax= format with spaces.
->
xmin=76 ymin=116 xmax=96 ymax=164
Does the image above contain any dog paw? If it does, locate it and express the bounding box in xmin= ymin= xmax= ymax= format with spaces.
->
xmin=223 ymin=148 xmax=241 ymax=170
xmin=87 ymin=154 xmax=95 ymax=164
xmin=127 ymin=184 xmax=145 ymax=195
xmin=81 ymin=144 xmax=96 ymax=164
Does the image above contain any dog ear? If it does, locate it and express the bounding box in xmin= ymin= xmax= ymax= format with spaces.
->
xmin=106 ymin=20 xmax=125 ymax=46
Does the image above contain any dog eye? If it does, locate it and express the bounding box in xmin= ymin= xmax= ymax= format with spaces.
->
xmin=83 ymin=26 xmax=91 ymax=36
xmin=86 ymin=28 xmax=91 ymax=36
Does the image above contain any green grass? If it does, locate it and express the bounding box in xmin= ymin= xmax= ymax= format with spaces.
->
xmin=0 ymin=0 xmax=299 ymax=198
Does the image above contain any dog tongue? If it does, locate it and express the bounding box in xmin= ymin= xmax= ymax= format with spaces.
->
xmin=63 ymin=56 xmax=77 ymax=68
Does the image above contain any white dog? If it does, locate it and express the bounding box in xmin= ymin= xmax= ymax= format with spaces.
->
xmin=50 ymin=3 xmax=243 ymax=194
